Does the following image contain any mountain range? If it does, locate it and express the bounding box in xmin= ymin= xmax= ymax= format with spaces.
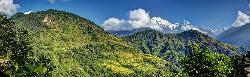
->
xmin=0 ymin=9 xmax=247 ymax=76
xmin=123 ymin=29 xmax=245 ymax=58
xmin=218 ymin=23 xmax=250 ymax=49
xmin=107 ymin=20 xmax=217 ymax=37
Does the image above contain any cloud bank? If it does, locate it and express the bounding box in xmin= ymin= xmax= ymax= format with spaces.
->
xmin=102 ymin=18 xmax=133 ymax=31
xmin=101 ymin=8 xmax=179 ymax=31
xmin=0 ymin=0 xmax=19 ymax=17
xmin=233 ymin=11 xmax=250 ymax=27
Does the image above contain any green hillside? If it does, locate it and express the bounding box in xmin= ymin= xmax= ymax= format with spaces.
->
xmin=0 ymin=9 xmax=176 ymax=76
xmin=0 ymin=9 xmax=245 ymax=77
xmin=122 ymin=29 xmax=247 ymax=76
xmin=123 ymin=29 xmax=245 ymax=64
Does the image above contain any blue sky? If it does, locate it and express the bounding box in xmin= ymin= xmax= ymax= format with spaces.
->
xmin=14 ymin=0 xmax=250 ymax=30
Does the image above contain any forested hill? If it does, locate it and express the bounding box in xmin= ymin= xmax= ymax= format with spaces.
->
xmin=122 ymin=29 xmax=248 ymax=76
xmin=1 ymin=9 xmax=177 ymax=76
xmin=0 ymin=9 xmax=248 ymax=77
xmin=123 ymin=29 xmax=246 ymax=58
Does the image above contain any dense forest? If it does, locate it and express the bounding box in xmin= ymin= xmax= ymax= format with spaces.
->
xmin=0 ymin=9 xmax=249 ymax=77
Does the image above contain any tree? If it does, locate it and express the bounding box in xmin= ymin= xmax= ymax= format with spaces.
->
xmin=232 ymin=54 xmax=246 ymax=77
xmin=0 ymin=14 xmax=31 ymax=76
xmin=183 ymin=43 xmax=233 ymax=77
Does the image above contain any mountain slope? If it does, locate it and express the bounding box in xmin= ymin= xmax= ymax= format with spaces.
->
xmin=123 ymin=29 xmax=245 ymax=60
xmin=218 ymin=23 xmax=250 ymax=49
xmin=123 ymin=29 xmax=245 ymax=73
xmin=8 ymin=9 xmax=175 ymax=76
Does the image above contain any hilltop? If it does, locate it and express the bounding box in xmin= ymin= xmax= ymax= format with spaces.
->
xmin=0 ymin=9 xmax=176 ymax=76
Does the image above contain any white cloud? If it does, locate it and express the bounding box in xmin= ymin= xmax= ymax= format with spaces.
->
xmin=24 ymin=11 xmax=33 ymax=14
xmin=0 ymin=0 xmax=19 ymax=17
xmin=180 ymin=20 xmax=209 ymax=34
xmin=233 ymin=11 xmax=250 ymax=27
xmin=128 ymin=8 xmax=151 ymax=29
xmin=102 ymin=18 xmax=132 ymax=31
xmin=101 ymin=8 xmax=179 ymax=31
xmin=150 ymin=17 xmax=179 ymax=30
xmin=223 ymin=27 xmax=228 ymax=30
xmin=181 ymin=20 xmax=200 ymax=31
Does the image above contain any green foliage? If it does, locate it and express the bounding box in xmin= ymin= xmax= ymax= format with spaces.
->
xmin=123 ymin=29 xmax=243 ymax=76
xmin=0 ymin=14 xmax=31 ymax=76
xmin=183 ymin=44 xmax=234 ymax=77
xmin=0 ymin=9 xmax=245 ymax=77
xmin=123 ymin=29 xmax=243 ymax=58
xmin=232 ymin=54 xmax=246 ymax=77
xmin=71 ymin=43 xmax=175 ymax=76
xmin=5 ymin=9 xmax=177 ymax=76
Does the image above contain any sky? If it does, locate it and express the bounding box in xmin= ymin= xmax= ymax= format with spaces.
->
xmin=1 ymin=0 xmax=250 ymax=31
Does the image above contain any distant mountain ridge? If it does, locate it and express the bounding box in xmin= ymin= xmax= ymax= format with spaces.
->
xmin=107 ymin=20 xmax=217 ymax=37
xmin=123 ymin=29 xmax=246 ymax=58
xmin=218 ymin=23 xmax=250 ymax=49
xmin=122 ymin=29 xmax=246 ymax=73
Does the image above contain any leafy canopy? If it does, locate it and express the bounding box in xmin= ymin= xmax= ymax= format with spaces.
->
xmin=183 ymin=44 xmax=233 ymax=77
